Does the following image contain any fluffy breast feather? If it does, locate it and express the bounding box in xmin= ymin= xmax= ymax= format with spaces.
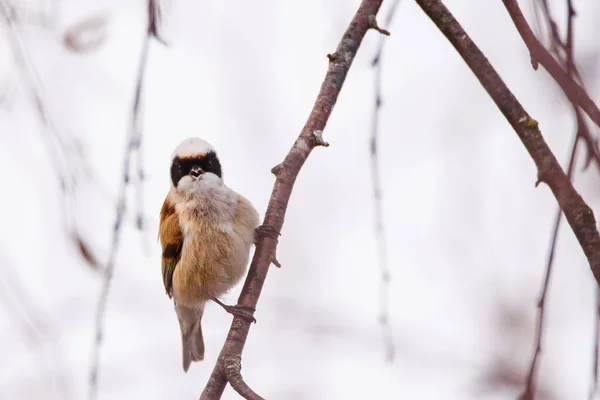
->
xmin=171 ymin=191 xmax=259 ymax=306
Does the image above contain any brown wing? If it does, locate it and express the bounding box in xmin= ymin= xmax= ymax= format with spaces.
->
xmin=158 ymin=197 xmax=183 ymax=298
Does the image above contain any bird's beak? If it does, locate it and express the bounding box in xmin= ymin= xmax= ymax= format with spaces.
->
xmin=190 ymin=166 xmax=204 ymax=179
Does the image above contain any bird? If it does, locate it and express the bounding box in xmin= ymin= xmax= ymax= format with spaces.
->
xmin=158 ymin=137 xmax=260 ymax=372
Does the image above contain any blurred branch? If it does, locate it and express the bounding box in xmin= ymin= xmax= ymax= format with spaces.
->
xmin=523 ymin=120 xmax=580 ymax=400
xmin=199 ymin=1 xmax=387 ymax=398
xmin=0 ymin=258 xmax=73 ymax=399
xmin=370 ymin=0 xmax=401 ymax=364
xmin=472 ymin=299 xmax=558 ymax=399
xmin=414 ymin=0 xmax=600 ymax=285
xmin=0 ymin=0 xmax=103 ymax=271
xmin=63 ymin=13 xmax=108 ymax=53
xmin=1 ymin=0 xmax=56 ymax=27
xmin=88 ymin=1 xmax=164 ymax=399
xmin=533 ymin=0 xmax=564 ymax=58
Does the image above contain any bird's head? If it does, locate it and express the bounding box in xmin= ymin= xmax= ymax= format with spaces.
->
xmin=170 ymin=137 xmax=223 ymax=196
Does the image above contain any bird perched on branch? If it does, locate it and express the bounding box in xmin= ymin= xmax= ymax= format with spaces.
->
xmin=158 ymin=137 xmax=260 ymax=372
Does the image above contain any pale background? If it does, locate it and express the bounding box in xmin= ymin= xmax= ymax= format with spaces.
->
xmin=1 ymin=0 xmax=600 ymax=399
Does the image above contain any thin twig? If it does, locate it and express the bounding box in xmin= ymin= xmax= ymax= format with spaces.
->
xmin=88 ymin=1 xmax=162 ymax=398
xmin=535 ymin=0 xmax=565 ymax=60
xmin=0 ymin=1 xmax=69 ymax=181
xmin=199 ymin=1 xmax=386 ymax=398
xmin=564 ymin=0 xmax=576 ymax=76
xmin=522 ymin=125 xmax=580 ymax=400
xmin=131 ymin=28 xmax=150 ymax=239
xmin=370 ymin=0 xmax=401 ymax=364
xmin=522 ymin=1 xmax=582 ymax=396
xmin=531 ymin=0 xmax=600 ymax=173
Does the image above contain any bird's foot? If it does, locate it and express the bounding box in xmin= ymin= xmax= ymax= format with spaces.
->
xmin=254 ymin=224 xmax=281 ymax=240
xmin=211 ymin=297 xmax=256 ymax=323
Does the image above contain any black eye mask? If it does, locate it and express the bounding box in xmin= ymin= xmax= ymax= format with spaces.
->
xmin=170 ymin=151 xmax=222 ymax=187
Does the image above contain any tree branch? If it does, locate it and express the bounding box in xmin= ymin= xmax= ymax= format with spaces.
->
xmin=523 ymin=123 xmax=580 ymax=400
xmin=413 ymin=0 xmax=600 ymax=282
xmin=199 ymin=1 xmax=386 ymax=398
xmin=502 ymin=0 xmax=600 ymax=169
xmin=521 ymin=3 xmax=589 ymax=397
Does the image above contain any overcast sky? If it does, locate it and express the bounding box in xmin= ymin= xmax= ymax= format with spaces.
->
xmin=2 ymin=0 xmax=600 ymax=399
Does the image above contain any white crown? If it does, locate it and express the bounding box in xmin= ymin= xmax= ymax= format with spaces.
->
xmin=172 ymin=137 xmax=216 ymax=159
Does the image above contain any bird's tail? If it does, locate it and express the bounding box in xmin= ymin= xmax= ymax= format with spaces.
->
xmin=175 ymin=303 xmax=205 ymax=372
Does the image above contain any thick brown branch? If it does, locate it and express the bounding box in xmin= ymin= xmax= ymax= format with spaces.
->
xmin=199 ymin=1 xmax=385 ymax=399
xmin=502 ymin=0 xmax=600 ymax=169
xmin=414 ymin=0 xmax=600 ymax=285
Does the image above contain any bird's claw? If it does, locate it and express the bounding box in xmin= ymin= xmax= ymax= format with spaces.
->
xmin=223 ymin=304 xmax=257 ymax=324
xmin=255 ymin=224 xmax=281 ymax=240
xmin=212 ymin=297 xmax=257 ymax=323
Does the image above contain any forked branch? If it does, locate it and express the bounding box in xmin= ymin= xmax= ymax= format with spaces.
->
xmin=413 ymin=0 xmax=600 ymax=282
xmin=502 ymin=0 xmax=600 ymax=168
xmin=520 ymin=2 xmax=591 ymax=397
xmin=199 ymin=1 xmax=387 ymax=398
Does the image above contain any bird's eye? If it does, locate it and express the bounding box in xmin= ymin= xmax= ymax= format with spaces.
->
xmin=206 ymin=159 xmax=212 ymax=168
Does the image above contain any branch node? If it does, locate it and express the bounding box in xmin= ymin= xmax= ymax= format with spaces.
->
xmin=311 ymin=130 xmax=330 ymax=147
xmin=368 ymin=15 xmax=391 ymax=36
xmin=221 ymin=355 xmax=265 ymax=400
xmin=271 ymin=163 xmax=283 ymax=176
xmin=535 ymin=171 xmax=547 ymax=188
xmin=526 ymin=117 xmax=539 ymax=129
xmin=270 ymin=252 xmax=282 ymax=268
xmin=529 ymin=52 xmax=539 ymax=70
xmin=327 ymin=52 xmax=339 ymax=63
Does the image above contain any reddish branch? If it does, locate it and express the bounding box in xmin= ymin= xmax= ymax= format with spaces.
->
xmin=524 ymin=126 xmax=580 ymax=400
xmin=502 ymin=0 xmax=600 ymax=169
xmin=199 ymin=1 xmax=386 ymax=398
xmin=520 ymin=2 xmax=590 ymax=398
xmin=506 ymin=2 xmax=600 ymax=397
xmin=414 ymin=0 xmax=600 ymax=279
